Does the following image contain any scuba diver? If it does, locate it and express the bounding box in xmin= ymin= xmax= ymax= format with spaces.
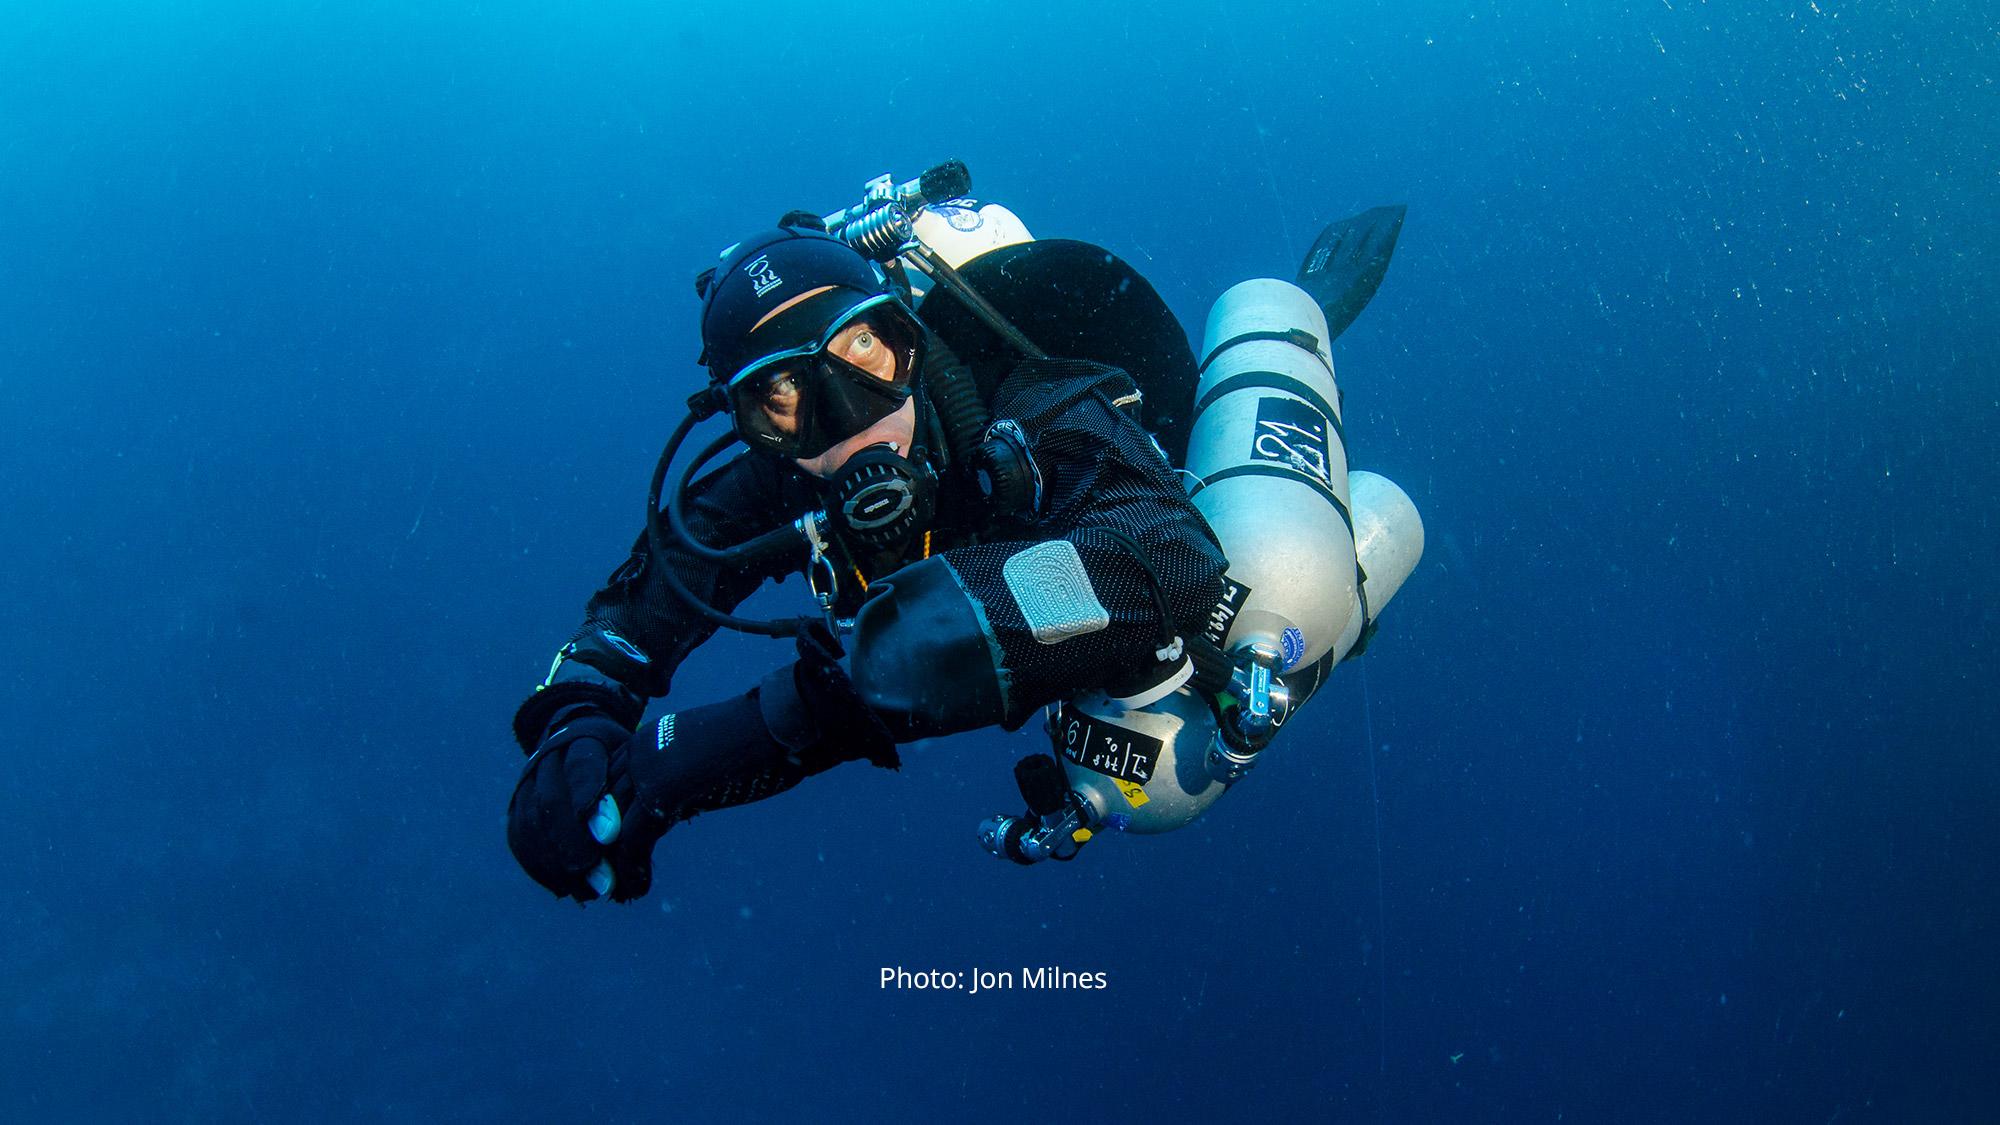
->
xmin=507 ymin=164 xmax=1422 ymax=902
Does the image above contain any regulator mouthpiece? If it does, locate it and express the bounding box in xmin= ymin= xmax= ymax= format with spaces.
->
xmin=827 ymin=443 xmax=935 ymax=552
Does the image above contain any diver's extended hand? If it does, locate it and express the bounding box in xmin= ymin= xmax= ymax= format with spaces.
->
xmin=507 ymin=708 xmax=645 ymax=902
xmin=507 ymin=642 xmax=899 ymax=904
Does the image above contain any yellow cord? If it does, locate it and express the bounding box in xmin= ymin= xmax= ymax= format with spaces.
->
xmin=852 ymin=533 xmax=931 ymax=595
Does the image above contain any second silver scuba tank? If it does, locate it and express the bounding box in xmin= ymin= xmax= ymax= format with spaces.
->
xmin=1187 ymin=278 xmax=1362 ymax=670
xmin=1050 ymin=467 xmax=1423 ymax=835
xmin=1017 ymin=279 xmax=1425 ymax=844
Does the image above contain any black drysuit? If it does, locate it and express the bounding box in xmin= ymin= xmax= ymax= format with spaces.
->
xmin=511 ymin=356 xmax=1229 ymax=821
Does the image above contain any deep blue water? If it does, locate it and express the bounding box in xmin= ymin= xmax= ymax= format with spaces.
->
xmin=4 ymin=2 xmax=1995 ymax=1121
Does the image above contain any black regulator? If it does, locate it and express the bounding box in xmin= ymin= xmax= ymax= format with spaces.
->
xmin=825 ymin=443 xmax=937 ymax=553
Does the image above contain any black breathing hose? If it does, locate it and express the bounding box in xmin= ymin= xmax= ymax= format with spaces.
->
xmin=644 ymin=410 xmax=812 ymax=638
xmin=666 ymin=430 xmax=802 ymax=566
xmin=925 ymin=362 xmax=991 ymax=463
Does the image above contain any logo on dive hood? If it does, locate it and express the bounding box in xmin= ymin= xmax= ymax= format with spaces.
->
xmin=744 ymin=255 xmax=782 ymax=297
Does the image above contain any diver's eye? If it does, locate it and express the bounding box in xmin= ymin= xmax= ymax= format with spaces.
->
xmin=831 ymin=320 xmax=901 ymax=382
xmin=758 ymin=370 xmax=800 ymax=404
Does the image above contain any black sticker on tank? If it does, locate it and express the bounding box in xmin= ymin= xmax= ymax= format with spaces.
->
xmin=1204 ymin=576 xmax=1253 ymax=646
xmin=1250 ymin=396 xmax=1332 ymax=485
xmin=1050 ymin=702 xmax=1163 ymax=785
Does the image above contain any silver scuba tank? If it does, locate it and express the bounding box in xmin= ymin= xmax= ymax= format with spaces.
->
xmin=1051 ymin=475 xmax=1424 ymax=835
xmin=1042 ymin=280 xmax=1425 ymax=839
xmin=1186 ymin=279 xmax=1362 ymax=669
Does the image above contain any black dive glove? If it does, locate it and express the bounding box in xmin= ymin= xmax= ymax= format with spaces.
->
xmin=507 ymin=631 xmax=897 ymax=903
xmin=506 ymin=707 xmax=638 ymax=900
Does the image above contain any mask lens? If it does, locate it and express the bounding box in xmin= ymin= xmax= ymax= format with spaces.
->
xmin=822 ymin=303 xmax=921 ymax=393
xmin=730 ymin=358 xmax=814 ymax=454
xmin=721 ymin=294 xmax=926 ymax=458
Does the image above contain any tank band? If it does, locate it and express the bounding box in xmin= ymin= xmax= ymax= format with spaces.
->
xmin=1188 ymin=463 xmax=1354 ymax=533
xmin=1194 ymin=372 xmax=1345 ymax=446
xmin=1344 ymin=560 xmax=1375 ymax=663
xmin=1199 ymin=328 xmax=1330 ymax=373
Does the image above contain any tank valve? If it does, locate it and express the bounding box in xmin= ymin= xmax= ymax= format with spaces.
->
xmin=1207 ymin=654 xmax=1293 ymax=784
xmin=978 ymin=755 xmax=1099 ymax=865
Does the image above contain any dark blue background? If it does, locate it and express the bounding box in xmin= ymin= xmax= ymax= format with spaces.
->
xmin=4 ymin=1 xmax=1994 ymax=1120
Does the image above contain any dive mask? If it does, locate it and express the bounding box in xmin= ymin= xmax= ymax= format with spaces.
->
xmin=723 ymin=293 xmax=927 ymax=460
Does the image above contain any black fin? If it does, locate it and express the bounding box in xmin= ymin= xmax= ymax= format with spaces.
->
xmin=1295 ymin=204 xmax=1406 ymax=342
